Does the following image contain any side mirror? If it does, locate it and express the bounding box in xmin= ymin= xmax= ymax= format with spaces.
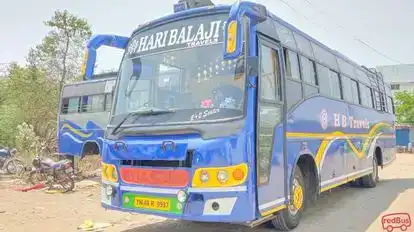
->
xmin=81 ymin=34 xmax=129 ymax=80
xmin=223 ymin=1 xmax=267 ymax=60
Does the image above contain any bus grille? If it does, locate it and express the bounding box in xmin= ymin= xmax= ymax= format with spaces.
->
xmin=120 ymin=150 xmax=194 ymax=168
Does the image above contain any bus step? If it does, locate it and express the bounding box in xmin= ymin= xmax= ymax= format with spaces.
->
xmin=245 ymin=214 xmax=277 ymax=228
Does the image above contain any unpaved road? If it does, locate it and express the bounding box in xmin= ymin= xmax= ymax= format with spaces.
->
xmin=0 ymin=153 xmax=413 ymax=232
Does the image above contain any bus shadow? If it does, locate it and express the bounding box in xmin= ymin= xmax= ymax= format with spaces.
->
xmin=123 ymin=178 xmax=414 ymax=232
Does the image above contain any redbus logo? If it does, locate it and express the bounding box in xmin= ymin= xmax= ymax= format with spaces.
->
xmin=382 ymin=213 xmax=412 ymax=232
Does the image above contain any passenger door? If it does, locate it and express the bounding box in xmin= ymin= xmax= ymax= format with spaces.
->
xmin=256 ymin=36 xmax=286 ymax=216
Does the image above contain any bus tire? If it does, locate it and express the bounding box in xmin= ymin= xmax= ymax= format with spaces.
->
xmin=360 ymin=156 xmax=378 ymax=188
xmin=271 ymin=166 xmax=305 ymax=231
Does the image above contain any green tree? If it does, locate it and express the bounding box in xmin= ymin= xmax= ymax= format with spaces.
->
xmin=394 ymin=91 xmax=414 ymax=124
xmin=3 ymin=65 xmax=59 ymax=152
xmin=0 ymin=10 xmax=92 ymax=154
xmin=28 ymin=10 xmax=92 ymax=90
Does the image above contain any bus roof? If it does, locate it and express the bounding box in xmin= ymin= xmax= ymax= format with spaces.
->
xmin=64 ymin=72 xmax=117 ymax=87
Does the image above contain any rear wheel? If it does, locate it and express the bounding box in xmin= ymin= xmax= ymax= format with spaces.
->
xmin=271 ymin=166 xmax=305 ymax=231
xmin=54 ymin=170 xmax=75 ymax=192
xmin=29 ymin=170 xmax=47 ymax=185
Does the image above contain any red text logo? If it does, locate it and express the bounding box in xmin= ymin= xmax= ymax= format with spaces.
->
xmin=382 ymin=213 xmax=411 ymax=232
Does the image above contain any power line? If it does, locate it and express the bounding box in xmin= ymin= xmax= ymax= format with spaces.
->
xmin=301 ymin=0 xmax=403 ymax=65
xmin=277 ymin=0 xmax=404 ymax=65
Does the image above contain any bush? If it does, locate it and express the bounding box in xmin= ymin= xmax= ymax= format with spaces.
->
xmin=15 ymin=122 xmax=45 ymax=161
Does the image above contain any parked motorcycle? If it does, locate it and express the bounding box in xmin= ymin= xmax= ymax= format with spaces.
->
xmin=29 ymin=155 xmax=74 ymax=192
xmin=0 ymin=147 xmax=25 ymax=175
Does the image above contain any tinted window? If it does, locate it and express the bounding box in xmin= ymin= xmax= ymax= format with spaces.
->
xmin=360 ymin=84 xmax=373 ymax=108
xmin=380 ymin=92 xmax=387 ymax=112
xmin=275 ymin=22 xmax=296 ymax=49
xmin=329 ymin=71 xmax=342 ymax=99
xmin=260 ymin=45 xmax=282 ymax=101
xmin=300 ymin=56 xmax=317 ymax=85
xmin=105 ymin=93 xmax=113 ymax=111
xmin=356 ymin=68 xmax=370 ymax=85
xmin=68 ymin=97 xmax=80 ymax=113
xmin=284 ymin=49 xmax=301 ymax=80
xmin=293 ymin=33 xmax=314 ymax=58
xmin=373 ymin=90 xmax=382 ymax=111
xmin=317 ymin=64 xmax=341 ymax=99
xmin=337 ymin=58 xmax=356 ymax=77
xmin=387 ymin=96 xmax=395 ymax=114
xmin=311 ymin=43 xmax=338 ymax=70
xmin=286 ymin=79 xmax=303 ymax=108
xmin=82 ymin=95 xmax=105 ymax=112
xmin=342 ymin=76 xmax=353 ymax=102
xmin=350 ymin=79 xmax=360 ymax=104
xmin=61 ymin=98 xmax=69 ymax=114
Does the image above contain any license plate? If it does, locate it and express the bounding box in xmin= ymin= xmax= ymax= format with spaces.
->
xmin=134 ymin=197 xmax=170 ymax=211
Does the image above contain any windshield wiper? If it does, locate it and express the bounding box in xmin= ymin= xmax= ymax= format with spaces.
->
xmin=110 ymin=108 xmax=176 ymax=135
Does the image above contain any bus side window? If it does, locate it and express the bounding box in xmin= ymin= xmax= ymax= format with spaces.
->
xmin=283 ymin=48 xmax=301 ymax=80
xmin=373 ymin=90 xmax=382 ymax=111
xmin=105 ymin=93 xmax=113 ymax=111
xmin=359 ymin=84 xmax=373 ymax=108
xmin=387 ymin=96 xmax=395 ymax=114
xmin=61 ymin=98 xmax=69 ymax=114
xmin=299 ymin=55 xmax=317 ymax=86
xmin=300 ymin=55 xmax=318 ymax=98
xmin=317 ymin=64 xmax=341 ymax=100
xmin=67 ymin=97 xmax=81 ymax=114
xmin=82 ymin=95 xmax=105 ymax=113
xmin=284 ymin=48 xmax=303 ymax=109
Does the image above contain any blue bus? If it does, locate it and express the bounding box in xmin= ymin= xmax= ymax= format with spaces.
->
xmin=57 ymin=33 xmax=128 ymax=158
xmin=84 ymin=0 xmax=396 ymax=230
xmin=57 ymin=73 xmax=116 ymax=157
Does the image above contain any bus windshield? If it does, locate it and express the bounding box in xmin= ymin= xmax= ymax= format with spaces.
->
xmin=111 ymin=14 xmax=246 ymax=126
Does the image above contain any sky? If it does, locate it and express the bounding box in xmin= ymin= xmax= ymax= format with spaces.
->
xmin=0 ymin=0 xmax=413 ymax=74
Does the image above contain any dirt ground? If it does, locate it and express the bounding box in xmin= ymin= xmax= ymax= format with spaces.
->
xmin=0 ymin=153 xmax=413 ymax=232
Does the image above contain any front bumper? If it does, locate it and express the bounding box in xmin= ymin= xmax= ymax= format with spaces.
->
xmin=101 ymin=182 xmax=253 ymax=223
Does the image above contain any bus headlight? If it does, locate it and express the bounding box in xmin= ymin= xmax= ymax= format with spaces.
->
xmin=102 ymin=162 xmax=118 ymax=183
xmin=200 ymin=171 xmax=209 ymax=183
xmin=217 ymin=170 xmax=229 ymax=183
xmin=192 ymin=163 xmax=248 ymax=188
xmin=177 ymin=190 xmax=187 ymax=203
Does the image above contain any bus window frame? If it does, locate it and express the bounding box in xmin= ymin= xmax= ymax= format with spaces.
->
xmin=61 ymin=96 xmax=82 ymax=114
xmin=81 ymin=94 xmax=106 ymax=113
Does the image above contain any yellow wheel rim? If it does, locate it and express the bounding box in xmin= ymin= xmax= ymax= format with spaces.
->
xmin=292 ymin=182 xmax=303 ymax=210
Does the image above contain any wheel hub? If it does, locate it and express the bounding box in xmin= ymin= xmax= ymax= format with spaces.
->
xmin=288 ymin=178 xmax=303 ymax=214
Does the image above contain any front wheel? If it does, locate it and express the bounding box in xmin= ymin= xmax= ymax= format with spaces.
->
xmin=271 ymin=166 xmax=305 ymax=231
xmin=5 ymin=159 xmax=25 ymax=175
xmin=360 ymin=156 xmax=379 ymax=188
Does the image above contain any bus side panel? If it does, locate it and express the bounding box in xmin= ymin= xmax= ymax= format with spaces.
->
xmin=348 ymin=104 xmax=396 ymax=173
xmin=285 ymin=96 xmax=395 ymax=193
xmin=286 ymin=97 xmax=348 ymax=192
xmin=59 ymin=112 xmax=109 ymax=156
